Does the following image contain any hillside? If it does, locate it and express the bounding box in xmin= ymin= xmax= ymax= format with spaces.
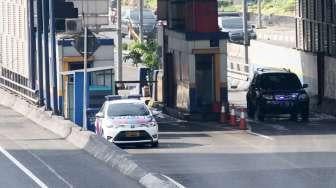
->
xmin=220 ymin=0 xmax=296 ymax=16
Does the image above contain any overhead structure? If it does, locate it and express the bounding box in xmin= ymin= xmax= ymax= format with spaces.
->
xmin=66 ymin=0 xmax=109 ymax=27
xmin=295 ymin=0 xmax=336 ymax=56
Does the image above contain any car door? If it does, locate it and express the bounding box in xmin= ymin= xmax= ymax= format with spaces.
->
xmin=95 ymin=103 xmax=105 ymax=136
xmin=247 ymin=74 xmax=258 ymax=106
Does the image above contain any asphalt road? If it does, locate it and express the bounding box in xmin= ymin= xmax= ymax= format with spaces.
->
xmin=126 ymin=110 xmax=336 ymax=188
xmin=0 ymin=105 xmax=141 ymax=188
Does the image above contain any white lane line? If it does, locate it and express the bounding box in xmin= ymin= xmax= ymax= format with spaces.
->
xmin=0 ymin=146 xmax=48 ymax=188
xmin=162 ymin=174 xmax=186 ymax=188
xmin=25 ymin=149 xmax=73 ymax=188
xmin=246 ymin=130 xmax=274 ymax=141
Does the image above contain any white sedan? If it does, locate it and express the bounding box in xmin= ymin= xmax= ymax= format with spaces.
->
xmin=95 ymin=99 xmax=159 ymax=147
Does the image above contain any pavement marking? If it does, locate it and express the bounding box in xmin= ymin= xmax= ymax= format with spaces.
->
xmin=162 ymin=174 xmax=185 ymax=188
xmin=25 ymin=149 xmax=73 ymax=188
xmin=246 ymin=130 xmax=274 ymax=141
xmin=0 ymin=146 xmax=48 ymax=188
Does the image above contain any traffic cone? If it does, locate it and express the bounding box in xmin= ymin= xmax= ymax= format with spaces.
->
xmin=229 ymin=105 xmax=237 ymax=126
xmin=219 ymin=103 xmax=227 ymax=123
xmin=239 ymin=108 xmax=247 ymax=130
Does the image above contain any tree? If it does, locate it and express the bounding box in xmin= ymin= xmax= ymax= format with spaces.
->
xmin=123 ymin=40 xmax=159 ymax=70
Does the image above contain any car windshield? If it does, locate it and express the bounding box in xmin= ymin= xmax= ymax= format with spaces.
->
xmin=259 ymin=73 xmax=302 ymax=90
xmin=130 ymin=10 xmax=155 ymax=21
xmin=222 ymin=18 xmax=243 ymax=29
xmin=107 ymin=103 xmax=150 ymax=117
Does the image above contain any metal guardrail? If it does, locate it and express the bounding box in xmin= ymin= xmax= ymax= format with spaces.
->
xmin=0 ymin=76 xmax=39 ymax=104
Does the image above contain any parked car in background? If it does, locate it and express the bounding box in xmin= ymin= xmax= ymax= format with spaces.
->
xmin=95 ymin=96 xmax=159 ymax=147
xmin=246 ymin=68 xmax=310 ymax=122
xmin=218 ymin=16 xmax=257 ymax=43
xmin=121 ymin=8 xmax=157 ymax=39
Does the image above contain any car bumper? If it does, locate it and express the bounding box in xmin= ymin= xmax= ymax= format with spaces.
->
xmin=104 ymin=126 xmax=159 ymax=144
xmin=260 ymin=100 xmax=309 ymax=114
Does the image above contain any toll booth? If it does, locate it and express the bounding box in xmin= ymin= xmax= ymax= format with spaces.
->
xmin=157 ymin=0 xmax=229 ymax=118
xmin=61 ymin=67 xmax=115 ymax=131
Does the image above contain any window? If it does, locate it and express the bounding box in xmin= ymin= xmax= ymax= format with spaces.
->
xmin=107 ymin=103 xmax=150 ymax=117
xmin=259 ymin=73 xmax=302 ymax=90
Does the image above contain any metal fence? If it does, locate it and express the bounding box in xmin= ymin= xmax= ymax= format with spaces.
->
xmin=295 ymin=0 xmax=336 ymax=56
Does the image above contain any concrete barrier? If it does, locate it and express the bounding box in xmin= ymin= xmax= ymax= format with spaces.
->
xmin=0 ymin=88 xmax=180 ymax=188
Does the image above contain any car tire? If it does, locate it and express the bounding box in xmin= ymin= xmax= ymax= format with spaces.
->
xmin=255 ymin=105 xmax=265 ymax=122
xmin=151 ymin=141 xmax=159 ymax=148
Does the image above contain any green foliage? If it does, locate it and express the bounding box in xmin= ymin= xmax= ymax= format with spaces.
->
xmin=123 ymin=40 xmax=159 ymax=70
xmin=219 ymin=0 xmax=296 ymax=16
xmin=122 ymin=43 xmax=128 ymax=51
xmin=145 ymin=0 xmax=157 ymax=9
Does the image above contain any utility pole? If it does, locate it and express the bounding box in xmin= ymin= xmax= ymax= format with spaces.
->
xmin=42 ymin=0 xmax=51 ymax=110
xmin=257 ymin=0 xmax=262 ymax=28
xmin=49 ymin=0 xmax=58 ymax=114
xmin=36 ymin=0 xmax=44 ymax=105
xmin=117 ymin=0 xmax=123 ymax=81
xmin=242 ymin=0 xmax=250 ymax=80
xmin=83 ymin=26 xmax=88 ymax=131
xmin=139 ymin=0 xmax=144 ymax=43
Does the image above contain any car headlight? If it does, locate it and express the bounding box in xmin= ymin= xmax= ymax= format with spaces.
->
xmin=262 ymin=94 xmax=274 ymax=100
xmin=298 ymin=93 xmax=309 ymax=101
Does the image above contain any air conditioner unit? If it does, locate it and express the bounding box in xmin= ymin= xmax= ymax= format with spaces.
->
xmin=65 ymin=19 xmax=82 ymax=33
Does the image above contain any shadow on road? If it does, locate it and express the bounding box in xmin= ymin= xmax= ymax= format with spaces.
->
xmin=249 ymin=115 xmax=336 ymax=136
xmin=158 ymin=121 xmax=236 ymax=132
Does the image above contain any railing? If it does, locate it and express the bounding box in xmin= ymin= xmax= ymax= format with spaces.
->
xmin=0 ymin=76 xmax=39 ymax=104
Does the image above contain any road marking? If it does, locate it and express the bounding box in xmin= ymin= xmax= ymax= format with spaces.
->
xmin=25 ymin=149 xmax=73 ymax=188
xmin=0 ymin=146 xmax=48 ymax=188
xmin=162 ymin=174 xmax=185 ymax=188
xmin=246 ymin=130 xmax=274 ymax=141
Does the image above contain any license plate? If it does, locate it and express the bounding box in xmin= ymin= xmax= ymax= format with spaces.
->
xmin=126 ymin=131 xmax=140 ymax=137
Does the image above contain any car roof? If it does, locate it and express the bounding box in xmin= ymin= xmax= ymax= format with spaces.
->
xmin=255 ymin=68 xmax=292 ymax=75
xmin=106 ymin=99 xmax=145 ymax=105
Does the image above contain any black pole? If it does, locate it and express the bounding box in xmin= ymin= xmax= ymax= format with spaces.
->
xmin=42 ymin=0 xmax=51 ymax=109
xmin=29 ymin=0 xmax=36 ymax=90
xmin=37 ymin=0 xmax=44 ymax=106
xmin=49 ymin=0 xmax=58 ymax=114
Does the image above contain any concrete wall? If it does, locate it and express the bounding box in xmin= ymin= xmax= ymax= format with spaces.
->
xmin=228 ymin=40 xmax=318 ymax=97
xmin=166 ymin=30 xmax=228 ymax=112
xmin=325 ymin=56 xmax=336 ymax=100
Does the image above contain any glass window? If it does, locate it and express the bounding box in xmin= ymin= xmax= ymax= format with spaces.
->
xmin=259 ymin=73 xmax=302 ymax=90
xmin=107 ymin=103 xmax=150 ymax=117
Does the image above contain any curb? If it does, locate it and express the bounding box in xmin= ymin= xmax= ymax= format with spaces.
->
xmin=0 ymin=88 xmax=180 ymax=188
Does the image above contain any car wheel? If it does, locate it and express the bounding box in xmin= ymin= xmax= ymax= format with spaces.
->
xmin=151 ymin=141 xmax=159 ymax=148
xmin=255 ymin=105 xmax=265 ymax=122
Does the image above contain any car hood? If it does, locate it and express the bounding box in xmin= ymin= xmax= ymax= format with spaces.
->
xmin=107 ymin=115 xmax=154 ymax=125
xmin=261 ymin=89 xmax=307 ymax=95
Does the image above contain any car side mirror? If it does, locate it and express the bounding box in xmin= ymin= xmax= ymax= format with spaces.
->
xmin=95 ymin=112 xmax=104 ymax=118
xmin=302 ymin=84 xmax=308 ymax=88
